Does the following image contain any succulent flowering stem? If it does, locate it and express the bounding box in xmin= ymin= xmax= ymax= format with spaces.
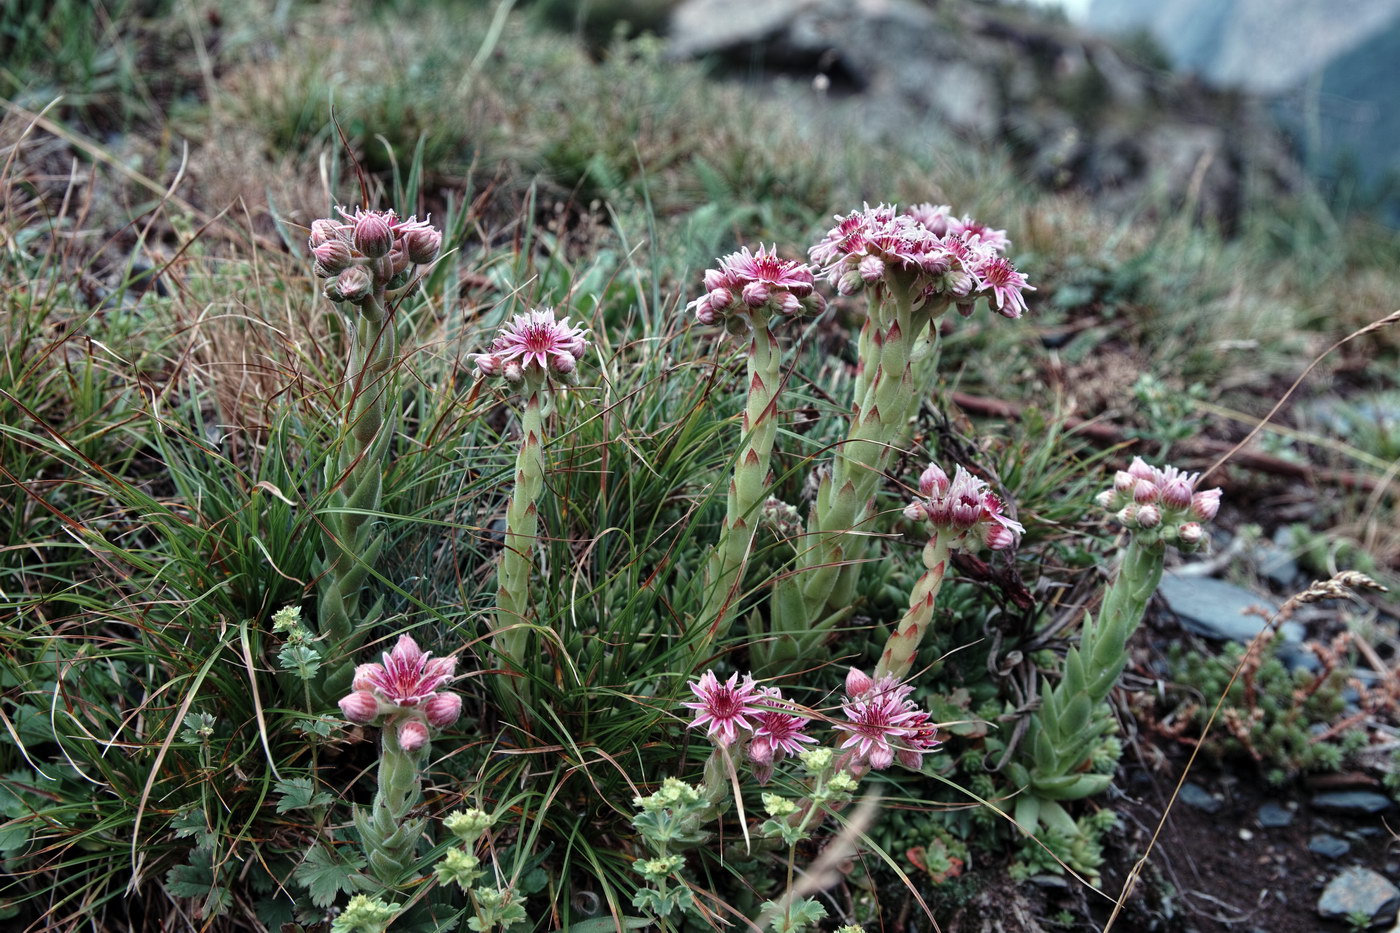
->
xmin=491 ymin=385 xmax=547 ymax=673
xmin=1014 ymin=458 xmax=1221 ymax=823
xmin=355 ymin=724 xmax=427 ymax=892
xmin=317 ymin=290 xmax=399 ymax=702
xmin=701 ymin=314 xmax=783 ymax=640
xmin=873 ymin=535 xmax=952 ymax=683
xmin=759 ymin=279 xmax=940 ymax=674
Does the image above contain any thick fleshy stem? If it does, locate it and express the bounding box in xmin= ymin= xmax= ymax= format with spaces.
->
xmin=760 ymin=277 xmax=942 ymax=673
xmin=1010 ymin=537 xmax=1166 ymax=822
xmin=700 ymin=314 xmax=783 ymax=642
xmin=352 ymin=724 xmax=427 ymax=893
xmin=872 ymin=535 xmax=951 ymax=682
xmin=492 ymin=385 xmax=547 ymax=675
xmin=317 ymin=292 xmax=397 ymax=703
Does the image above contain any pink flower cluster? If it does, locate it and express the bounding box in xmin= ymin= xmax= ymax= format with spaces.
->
xmin=1095 ymin=457 xmax=1221 ymax=550
xmin=308 ymin=206 xmax=442 ymax=304
xmin=808 ymin=203 xmax=1033 ymax=318
xmin=683 ymin=671 xmax=816 ymax=783
xmin=834 ymin=668 xmax=940 ymax=771
xmin=903 ymin=462 xmax=1024 ymax=551
xmin=687 ymin=246 xmax=826 ymax=328
xmin=473 ymin=308 xmax=590 ymax=383
xmin=338 ymin=634 xmax=461 ymax=752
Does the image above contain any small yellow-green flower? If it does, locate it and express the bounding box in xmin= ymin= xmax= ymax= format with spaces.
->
xmin=434 ymin=847 xmax=484 ymax=889
xmin=330 ymin=894 xmax=401 ymax=933
xmin=443 ymin=808 xmax=493 ymax=844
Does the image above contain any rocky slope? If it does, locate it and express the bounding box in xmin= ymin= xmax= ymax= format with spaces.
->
xmin=666 ymin=0 xmax=1302 ymax=227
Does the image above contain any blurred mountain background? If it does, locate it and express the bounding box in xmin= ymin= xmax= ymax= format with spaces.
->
xmin=557 ymin=0 xmax=1400 ymax=227
xmin=1079 ymin=0 xmax=1400 ymax=223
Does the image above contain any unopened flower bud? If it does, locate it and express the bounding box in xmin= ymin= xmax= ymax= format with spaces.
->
xmin=1133 ymin=479 xmax=1159 ymax=505
xmin=339 ymin=690 xmax=379 ymax=723
xmin=776 ymin=291 xmax=802 ymax=315
xmin=903 ymin=500 xmax=929 ymax=522
xmin=308 ymin=218 xmax=340 ymax=248
xmin=403 ymin=227 xmax=442 ymax=264
xmin=695 ymin=303 xmax=721 ymax=326
xmin=845 ymin=668 xmax=873 ymax=698
xmin=550 ymin=353 xmax=576 ymax=375
xmin=1095 ymin=489 xmax=1115 ymax=509
xmin=1191 ymin=489 xmax=1221 ymax=521
xmin=707 ymin=287 xmax=734 ymax=311
xmin=703 ymin=268 xmax=726 ymax=291
xmin=742 ymin=281 xmax=771 ymax=307
xmin=1161 ymin=478 xmax=1192 ymax=510
xmin=858 ymin=255 xmax=885 ymax=283
xmin=748 ymin=736 xmax=774 ymax=765
xmin=803 ymin=291 xmax=827 ymax=316
xmin=1136 ymin=503 xmax=1161 ymax=529
xmin=398 ymin=719 xmax=429 ymax=752
xmin=354 ymin=212 xmax=394 ymax=258
xmin=503 ymin=362 xmax=524 ymax=384
xmin=336 ymin=266 xmax=372 ymax=303
xmin=983 ymin=523 xmax=1017 ymax=550
xmin=474 ymin=354 xmax=502 ymax=378
xmin=1113 ymin=470 xmax=1136 ymax=493
xmin=1117 ymin=505 xmax=1138 ymax=525
xmin=1178 ymin=522 xmax=1204 ymax=548
xmin=1127 ymin=457 xmax=1155 ymax=481
xmin=312 ymin=240 xmax=353 ymax=275
xmin=837 ymin=269 xmax=864 ymax=296
xmin=424 ymin=692 xmax=462 ymax=728
xmin=918 ymin=463 xmax=950 ymax=497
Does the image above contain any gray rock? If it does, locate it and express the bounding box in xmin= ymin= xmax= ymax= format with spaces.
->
xmin=1317 ymin=867 xmax=1400 ymax=925
xmin=1308 ymin=834 xmax=1351 ymax=859
xmin=1179 ymin=782 xmax=1222 ymax=814
xmin=668 ymin=0 xmax=814 ymax=58
xmin=1311 ymin=791 xmax=1394 ymax=816
xmin=1258 ymin=802 xmax=1294 ymax=827
xmin=1276 ymin=640 xmax=1321 ymax=673
xmin=1158 ymin=573 xmax=1302 ymax=643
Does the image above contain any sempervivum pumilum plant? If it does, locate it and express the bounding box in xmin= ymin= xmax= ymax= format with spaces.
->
xmin=761 ymin=203 xmax=1032 ymax=673
xmin=873 ymin=462 xmax=1024 ymax=682
xmin=309 ymin=207 xmax=442 ymax=700
xmin=687 ymin=246 xmax=825 ymax=642
xmin=473 ymin=308 xmax=589 ymax=681
xmin=1007 ymin=458 xmax=1221 ymax=862
xmin=336 ymin=634 xmax=461 ymax=894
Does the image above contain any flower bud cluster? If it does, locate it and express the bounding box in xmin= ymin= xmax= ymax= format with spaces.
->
xmin=308 ymin=206 xmax=442 ymax=305
xmin=1094 ymin=457 xmax=1221 ymax=552
xmin=687 ymin=245 xmax=826 ymax=331
xmin=902 ymin=462 xmax=1024 ymax=551
xmin=808 ymin=203 xmax=1033 ymax=317
xmin=472 ymin=307 xmax=589 ymax=386
xmin=337 ymin=634 xmax=461 ymax=751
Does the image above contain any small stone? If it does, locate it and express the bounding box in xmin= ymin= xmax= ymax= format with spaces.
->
xmin=1159 ymin=573 xmax=1302 ymax=643
xmin=1238 ymin=828 xmax=1254 ymax=841
xmin=1258 ymin=802 xmax=1294 ymax=827
xmin=1317 ymin=867 xmax=1400 ymax=925
xmin=1311 ymin=791 xmax=1394 ymax=816
xmin=1308 ymin=834 xmax=1350 ymax=859
xmin=1179 ymin=782 xmax=1222 ymax=814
